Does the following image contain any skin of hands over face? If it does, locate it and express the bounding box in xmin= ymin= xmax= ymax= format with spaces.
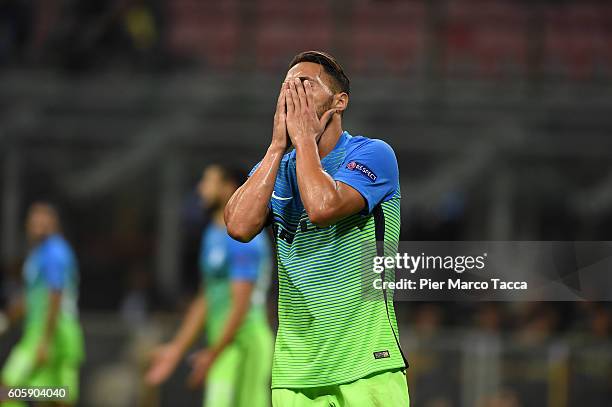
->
xmin=283 ymin=62 xmax=348 ymax=148
xmin=283 ymin=63 xmax=365 ymax=227
xmin=224 ymin=60 xmax=356 ymax=241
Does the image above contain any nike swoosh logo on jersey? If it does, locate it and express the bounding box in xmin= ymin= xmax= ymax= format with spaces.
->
xmin=272 ymin=191 xmax=292 ymax=200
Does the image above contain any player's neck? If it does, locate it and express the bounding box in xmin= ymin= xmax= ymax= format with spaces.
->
xmin=317 ymin=117 xmax=343 ymax=159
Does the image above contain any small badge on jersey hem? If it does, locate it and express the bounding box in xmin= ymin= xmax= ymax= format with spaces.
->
xmin=346 ymin=161 xmax=377 ymax=181
xmin=373 ymin=350 xmax=390 ymax=359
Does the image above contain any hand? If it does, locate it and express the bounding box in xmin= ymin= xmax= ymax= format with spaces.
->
xmin=145 ymin=343 xmax=183 ymax=386
xmin=35 ymin=340 xmax=49 ymax=366
xmin=271 ymin=81 xmax=290 ymax=152
xmin=187 ymin=348 xmax=218 ymax=389
xmin=285 ymin=78 xmax=336 ymax=147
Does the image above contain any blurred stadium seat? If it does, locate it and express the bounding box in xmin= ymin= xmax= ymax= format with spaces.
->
xmin=443 ymin=0 xmax=528 ymax=78
xmin=166 ymin=0 xmax=240 ymax=69
xmin=349 ymin=0 xmax=425 ymax=75
xmin=30 ymin=0 xmax=61 ymax=53
xmin=543 ymin=4 xmax=607 ymax=81
xmin=254 ymin=0 xmax=333 ymax=72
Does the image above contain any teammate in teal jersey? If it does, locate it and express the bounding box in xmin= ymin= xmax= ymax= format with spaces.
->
xmin=146 ymin=164 xmax=274 ymax=407
xmin=1 ymin=202 xmax=84 ymax=407
xmin=225 ymin=51 xmax=410 ymax=406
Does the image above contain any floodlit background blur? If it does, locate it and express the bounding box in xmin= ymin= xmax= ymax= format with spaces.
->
xmin=1 ymin=0 xmax=612 ymax=406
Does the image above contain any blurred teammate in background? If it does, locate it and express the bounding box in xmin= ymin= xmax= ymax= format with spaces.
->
xmin=225 ymin=51 xmax=410 ymax=406
xmin=146 ymin=164 xmax=274 ymax=407
xmin=1 ymin=203 xmax=84 ymax=407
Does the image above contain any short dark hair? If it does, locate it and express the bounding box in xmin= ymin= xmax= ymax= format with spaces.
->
xmin=289 ymin=51 xmax=350 ymax=96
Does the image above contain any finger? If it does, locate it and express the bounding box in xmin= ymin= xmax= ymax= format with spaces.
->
xmin=294 ymin=78 xmax=308 ymax=111
xmin=276 ymin=81 xmax=286 ymax=113
xmin=288 ymin=80 xmax=300 ymax=112
xmin=304 ymin=80 xmax=315 ymax=109
xmin=285 ymin=87 xmax=294 ymax=115
xmin=285 ymin=81 xmax=295 ymax=115
xmin=319 ymin=108 xmax=337 ymax=129
xmin=277 ymin=89 xmax=286 ymax=119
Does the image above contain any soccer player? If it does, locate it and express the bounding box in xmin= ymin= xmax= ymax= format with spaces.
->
xmin=146 ymin=164 xmax=274 ymax=407
xmin=224 ymin=51 xmax=410 ymax=406
xmin=1 ymin=202 xmax=84 ymax=407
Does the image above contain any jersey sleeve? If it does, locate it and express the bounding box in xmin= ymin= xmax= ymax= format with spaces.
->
xmin=333 ymin=139 xmax=400 ymax=214
xmin=248 ymin=161 xmax=262 ymax=177
xmin=41 ymin=243 xmax=69 ymax=290
xmin=227 ymin=236 xmax=262 ymax=282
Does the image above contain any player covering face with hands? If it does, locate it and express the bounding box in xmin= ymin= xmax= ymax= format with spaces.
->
xmin=146 ymin=165 xmax=273 ymax=407
xmin=225 ymin=51 xmax=410 ymax=406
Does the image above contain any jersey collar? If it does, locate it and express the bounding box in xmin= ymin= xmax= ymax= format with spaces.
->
xmin=289 ymin=131 xmax=349 ymax=159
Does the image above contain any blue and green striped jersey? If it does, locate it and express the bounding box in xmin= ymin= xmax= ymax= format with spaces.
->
xmin=251 ymin=131 xmax=405 ymax=388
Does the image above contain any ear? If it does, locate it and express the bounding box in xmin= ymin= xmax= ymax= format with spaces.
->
xmin=332 ymin=93 xmax=349 ymax=113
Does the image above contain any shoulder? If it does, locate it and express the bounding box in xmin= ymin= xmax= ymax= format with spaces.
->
xmin=41 ymin=236 xmax=73 ymax=263
xmin=346 ymin=135 xmax=397 ymax=159
xmin=343 ymin=135 xmax=399 ymax=177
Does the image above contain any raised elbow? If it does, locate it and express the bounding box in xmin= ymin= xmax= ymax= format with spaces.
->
xmin=226 ymin=222 xmax=256 ymax=243
xmin=307 ymin=208 xmax=335 ymax=228
xmin=224 ymin=206 xmax=264 ymax=242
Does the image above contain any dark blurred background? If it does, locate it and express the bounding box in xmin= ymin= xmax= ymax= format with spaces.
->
xmin=0 ymin=0 xmax=611 ymax=406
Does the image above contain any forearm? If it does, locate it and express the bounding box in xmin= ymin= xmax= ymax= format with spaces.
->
xmin=209 ymin=301 xmax=250 ymax=356
xmin=171 ymin=296 xmax=206 ymax=355
xmin=225 ymin=145 xmax=284 ymax=241
xmin=294 ymin=139 xmax=342 ymax=224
